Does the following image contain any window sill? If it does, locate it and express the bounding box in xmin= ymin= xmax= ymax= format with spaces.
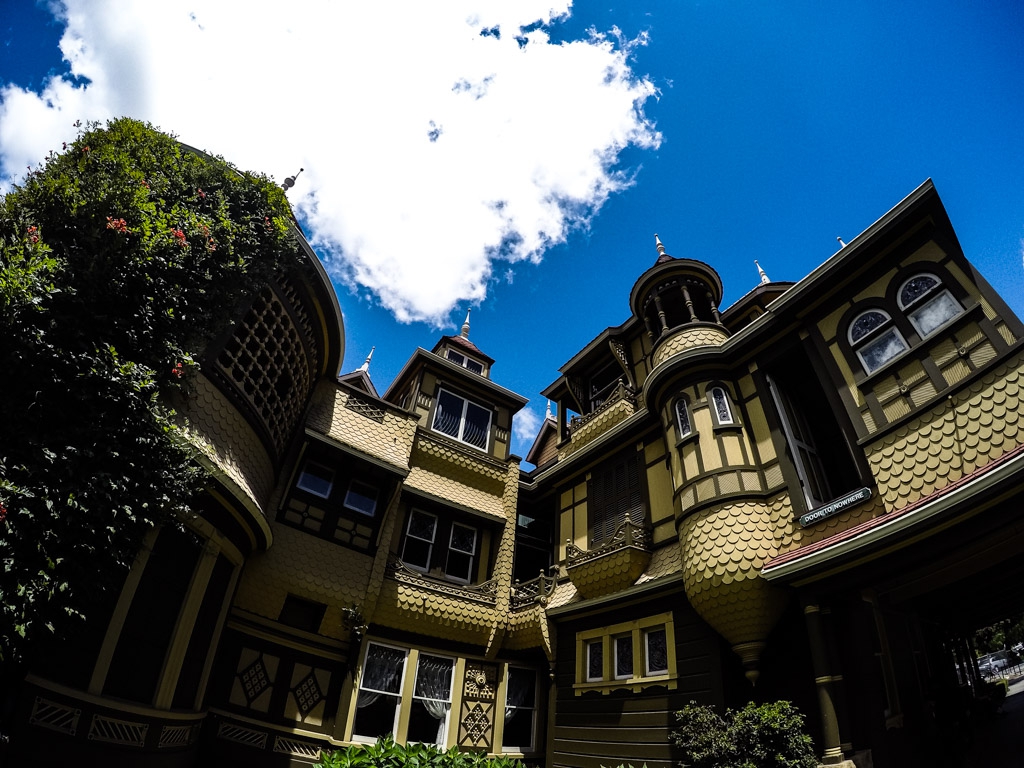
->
xmin=674 ymin=431 xmax=700 ymax=449
xmin=572 ymin=674 xmax=677 ymax=695
xmin=711 ymin=423 xmax=743 ymax=434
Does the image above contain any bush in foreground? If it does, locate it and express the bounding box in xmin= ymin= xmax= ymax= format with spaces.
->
xmin=315 ymin=735 xmax=524 ymax=768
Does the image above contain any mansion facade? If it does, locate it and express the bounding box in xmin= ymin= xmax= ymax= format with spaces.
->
xmin=9 ymin=180 xmax=1024 ymax=767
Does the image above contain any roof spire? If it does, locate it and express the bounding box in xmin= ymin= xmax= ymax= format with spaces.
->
xmin=654 ymin=233 xmax=673 ymax=264
xmin=460 ymin=308 xmax=471 ymax=339
xmin=359 ymin=346 xmax=375 ymax=372
xmin=837 ymin=236 xmax=847 ymax=248
xmin=282 ymin=168 xmax=304 ymax=192
xmin=545 ymin=399 xmax=552 ymax=420
xmin=754 ymin=260 xmax=770 ymax=285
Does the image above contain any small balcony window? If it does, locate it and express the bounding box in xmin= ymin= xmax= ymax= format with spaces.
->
xmin=402 ymin=510 xmax=438 ymax=572
xmin=898 ymin=273 xmax=963 ymax=339
xmin=295 ymin=461 xmax=334 ymax=498
xmin=343 ymin=479 xmax=379 ymax=517
xmin=432 ymin=388 xmax=492 ymax=450
xmin=445 ymin=522 xmax=478 ymax=583
xmin=848 ymin=308 xmax=908 ymax=374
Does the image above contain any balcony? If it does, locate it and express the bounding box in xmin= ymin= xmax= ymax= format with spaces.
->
xmin=560 ymin=383 xmax=637 ymax=458
xmin=565 ymin=516 xmax=652 ymax=599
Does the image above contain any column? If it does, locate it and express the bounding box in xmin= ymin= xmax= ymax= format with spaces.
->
xmin=803 ymin=596 xmax=849 ymax=765
xmin=680 ymin=284 xmax=697 ymax=322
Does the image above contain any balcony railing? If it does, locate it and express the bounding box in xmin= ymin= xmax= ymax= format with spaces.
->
xmin=510 ymin=568 xmax=560 ymax=610
xmin=385 ymin=556 xmax=499 ymax=605
xmin=569 ymin=381 xmax=636 ymax=436
xmin=565 ymin=516 xmax=652 ymax=599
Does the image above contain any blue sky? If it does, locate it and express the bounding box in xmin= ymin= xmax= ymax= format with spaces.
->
xmin=2 ymin=1 xmax=1023 ymax=462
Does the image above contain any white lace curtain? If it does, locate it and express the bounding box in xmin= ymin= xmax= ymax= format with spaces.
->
xmin=415 ymin=655 xmax=453 ymax=742
xmin=504 ymin=669 xmax=532 ymax=723
xmin=357 ymin=644 xmax=405 ymax=708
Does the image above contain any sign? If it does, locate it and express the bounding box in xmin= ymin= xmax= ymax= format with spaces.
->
xmin=799 ymin=487 xmax=872 ymax=528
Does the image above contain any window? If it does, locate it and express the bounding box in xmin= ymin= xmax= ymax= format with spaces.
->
xmin=446 ymin=349 xmax=485 ymax=375
xmin=503 ymin=667 xmax=538 ymax=752
xmin=402 ymin=510 xmax=437 ymax=572
xmin=898 ymin=273 xmax=962 ymax=339
xmin=586 ymin=640 xmax=604 ymax=682
xmin=407 ymin=654 xmax=454 ymax=745
xmin=353 ymin=643 xmax=407 ymax=741
xmin=848 ymin=308 xmax=908 ymax=374
xmin=674 ymin=397 xmax=692 ymax=440
xmin=709 ymin=385 xmax=734 ymax=426
xmin=445 ymin=522 xmax=478 ymax=583
xmin=614 ymin=635 xmax=634 ymax=679
xmin=278 ymin=594 xmax=326 ymax=633
xmin=344 ymin=479 xmax=379 ymax=517
xmin=589 ymin=451 xmax=645 ymax=546
xmin=764 ymin=345 xmax=862 ymax=512
xmin=432 ymin=388 xmax=492 ymax=450
xmin=575 ymin=613 xmax=676 ymax=694
xmin=295 ymin=461 xmax=334 ymax=498
xmin=644 ymin=627 xmax=668 ymax=676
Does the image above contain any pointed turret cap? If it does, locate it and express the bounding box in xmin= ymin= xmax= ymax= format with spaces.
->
xmin=460 ymin=308 xmax=472 ymax=338
xmin=359 ymin=346 xmax=375 ymax=372
xmin=755 ymin=260 xmax=770 ymax=285
xmin=654 ymin=233 xmax=674 ymax=264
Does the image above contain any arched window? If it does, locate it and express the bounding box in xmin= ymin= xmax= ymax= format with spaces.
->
xmin=674 ymin=397 xmax=692 ymax=439
xmin=708 ymin=386 xmax=734 ymax=426
xmin=898 ymin=273 xmax=962 ymax=339
xmin=848 ymin=308 xmax=908 ymax=374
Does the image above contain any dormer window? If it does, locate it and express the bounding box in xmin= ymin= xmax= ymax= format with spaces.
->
xmin=848 ymin=309 xmax=908 ymax=374
xmin=432 ymin=388 xmax=491 ymax=450
xmin=446 ymin=349 xmax=484 ymax=375
xmin=295 ymin=461 xmax=334 ymax=498
xmin=898 ymin=273 xmax=962 ymax=339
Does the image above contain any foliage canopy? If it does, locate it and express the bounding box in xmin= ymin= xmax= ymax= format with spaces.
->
xmin=315 ymin=735 xmax=524 ymax=768
xmin=0 ymin=117 xmax=302 ymax=666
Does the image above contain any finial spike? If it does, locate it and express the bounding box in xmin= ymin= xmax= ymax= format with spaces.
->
xmin=755 ymin=260 xmax=770 ymax=285
xmin=359 ymin=346 xmax=375 ymax=372
xmin=654 ymin=233 xmax=673 ymax=263
xmin=460 ymin=308 xmax=471 ymax=338
xmin=282 ymin=167 xmax=305 ymax=192
xmin=837 ymin=236 xmax=847 ymax=248
xmin=545 ymin=400 xmax=552 ymax=419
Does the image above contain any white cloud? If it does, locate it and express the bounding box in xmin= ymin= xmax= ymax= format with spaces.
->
xmin=0 ymin=1 xmax=661 ymax=325
xmin=512 ymin=406 xmax=543 ymax=446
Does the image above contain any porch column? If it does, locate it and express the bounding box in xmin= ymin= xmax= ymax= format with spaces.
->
xmin=653 ymin=293 xmax=669 ymax=335
xmin=803 ymin=597 xmax=851 ymax=765
xmin=679 ymin=284 xmax=698 ymax=322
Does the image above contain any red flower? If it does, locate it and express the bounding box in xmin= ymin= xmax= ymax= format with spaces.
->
xmin=171 ymin=362 xmax=184 ymax=378
xmin=172 ymin=229 xmax=188 ymax=247
xmin=0 ymin=503 xmax=7 ymax=523
xmin=106 ymin=217 xmax=129 ymax=234
xmin=198 ymin=188 xmax=206 ymax=199
xmin=26 ymin=225 xmax=39 ymax=244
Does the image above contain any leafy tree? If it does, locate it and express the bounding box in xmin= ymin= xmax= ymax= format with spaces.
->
xmin=0 ymin=118 xmax=302 ymax=668
xmin=672 ymin=700 xmax=818 ymax=768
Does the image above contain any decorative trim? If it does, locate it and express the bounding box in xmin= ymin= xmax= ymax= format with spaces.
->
xmin=569 ymin=381 xmax=636 ymax=434
xmin=345 ymin=394 xmax=386 ymax=423
xmin=29 ymin=697 xmax=80 ymax=736
xmin=510 ymin=569 xmax=559 ymax=609
xmin=88 ymin=714 xmax=148 ymax=747
xmin=566 ymin=516 xmax=651 ymax=566
xmin=386 ymin=555 xmax=499 ymax=604
xmin=158 ymin=723 xmax=201 ymax=748
xmin=216 ymin=721 xmax=268 ymax=749
xmin=273 ymin=734 xmax=325 ymax=758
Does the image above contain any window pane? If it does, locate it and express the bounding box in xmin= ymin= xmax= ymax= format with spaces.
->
xmin=711 ymin=387 xmax=733 ymax=424
xmin=859 ymin=328 xmax=908 ymax=372
xmin=409 ymin=655 xmax=453 ymax=745
xmin=433 ymin=390 xmax=464 ymax=438
xmin=450 ymin=524 xmax=476 ymax=554
xmin=645 ymin=628 xmax=667 ymax=675
xmin=462 ymin=401 xmax=491 ymax=448
xmin=414 ymin=655 xmax=453 ymax=701
xmin=675 ymin=399 xmax=691 ymax=437
xmin=465 ymin=358 xmax=484 ymax=375
xmin=353 ymin=693 xmax=400 ymax=740
xmin=296 ymin=462 xmax=333 ymax=498
xmin=446 ymin=350 xmax=465 ymax=365
xmin=408 ymin=511 xmax=437 ymax=541
xmin=361 ymin=644 xmax=406 ymax=694
xmin=899 ymin=274 xmax=939 ymax=308
xmin=587 ymin=641 xmax=603 ymax=680
xmin=503 ymin=668 xmax=536 ymax=750
xmin=344 ymin=481 xmax=378 ymax=516
xmin=615 ymin=635 xmax=633 ymax=678
xmin=849 ymin=310 xmax=889 ymax=343
xmin=910 ymin=291 xmax=961 ymax=337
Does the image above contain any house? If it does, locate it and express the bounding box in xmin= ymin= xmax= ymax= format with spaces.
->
xmin=11 ymin=179 xmax=1024 ymax=767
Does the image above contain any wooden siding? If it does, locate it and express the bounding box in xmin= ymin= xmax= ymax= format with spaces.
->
xmin=551 ymin=597 xmax=723 ymax=768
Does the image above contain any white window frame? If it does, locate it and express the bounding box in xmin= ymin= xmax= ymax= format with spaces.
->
xmin=431 ymin=388 xmax=492 ymax=451
xmin=444 ymin=522 xmax=478 ymax=584
xmin=402 ymin=509 xmax=438 ymax=573
xmin=613 ymin=634 xmax=634 ymax=680
xmin=502 ymin=666 xmax=538 ymax=753
xmin=709 ymin=386 xmax=734 ymax=426
xmin=343 ymin=479 xmax=379 ymax=517
xmin=848 ymin=308 xmax=909 ymax=374
xmin=295 ymin=461 xmax=334 ymax=498
xmin=644 ymin=627 xmax=669 ymax=676
xmin=575 ymin=612 xmax=676 ymax=694
xmin=897 ymin=273 xmax=963 ymax=339
xmin=408 ymin=653 xmax=454 ymax=746
xmin=352 ymin=641 xmax=409 ymax=743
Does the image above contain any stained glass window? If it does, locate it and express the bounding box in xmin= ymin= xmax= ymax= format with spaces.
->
xmin=614 ymin=635 xmax=634 ymax=679
xmin=675 ymin=397 xmax=691 ymax=438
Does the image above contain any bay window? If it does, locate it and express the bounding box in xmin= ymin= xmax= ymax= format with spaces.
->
xmin=575 ymin=613 xmax=676 ymax=693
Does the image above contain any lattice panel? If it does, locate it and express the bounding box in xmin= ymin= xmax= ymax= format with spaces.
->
xmin=88 ymin=714 xmax=148 ymax=747
xmin=346 ymin=394 xmax=386 ymax=423
xmin=158 ymin=723 xmax=200 ymax=748
xmin=29 ymin=697 xmax=80 ymax=736
xmin=217 ymin=721 xmax=268 ymax=749
xmin=216 ymin=288 xmax=311 ymax=452
xmin=274 ymin=735 xmax=324 ymax=758
xmin=458 ymin=701 xmax=494 ymax=750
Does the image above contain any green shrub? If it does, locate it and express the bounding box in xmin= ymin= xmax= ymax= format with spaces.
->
xmin=672 ymin=700 xmax=817 ymax=768
xmin=315 ymin=735 xmax=524 ymax=768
